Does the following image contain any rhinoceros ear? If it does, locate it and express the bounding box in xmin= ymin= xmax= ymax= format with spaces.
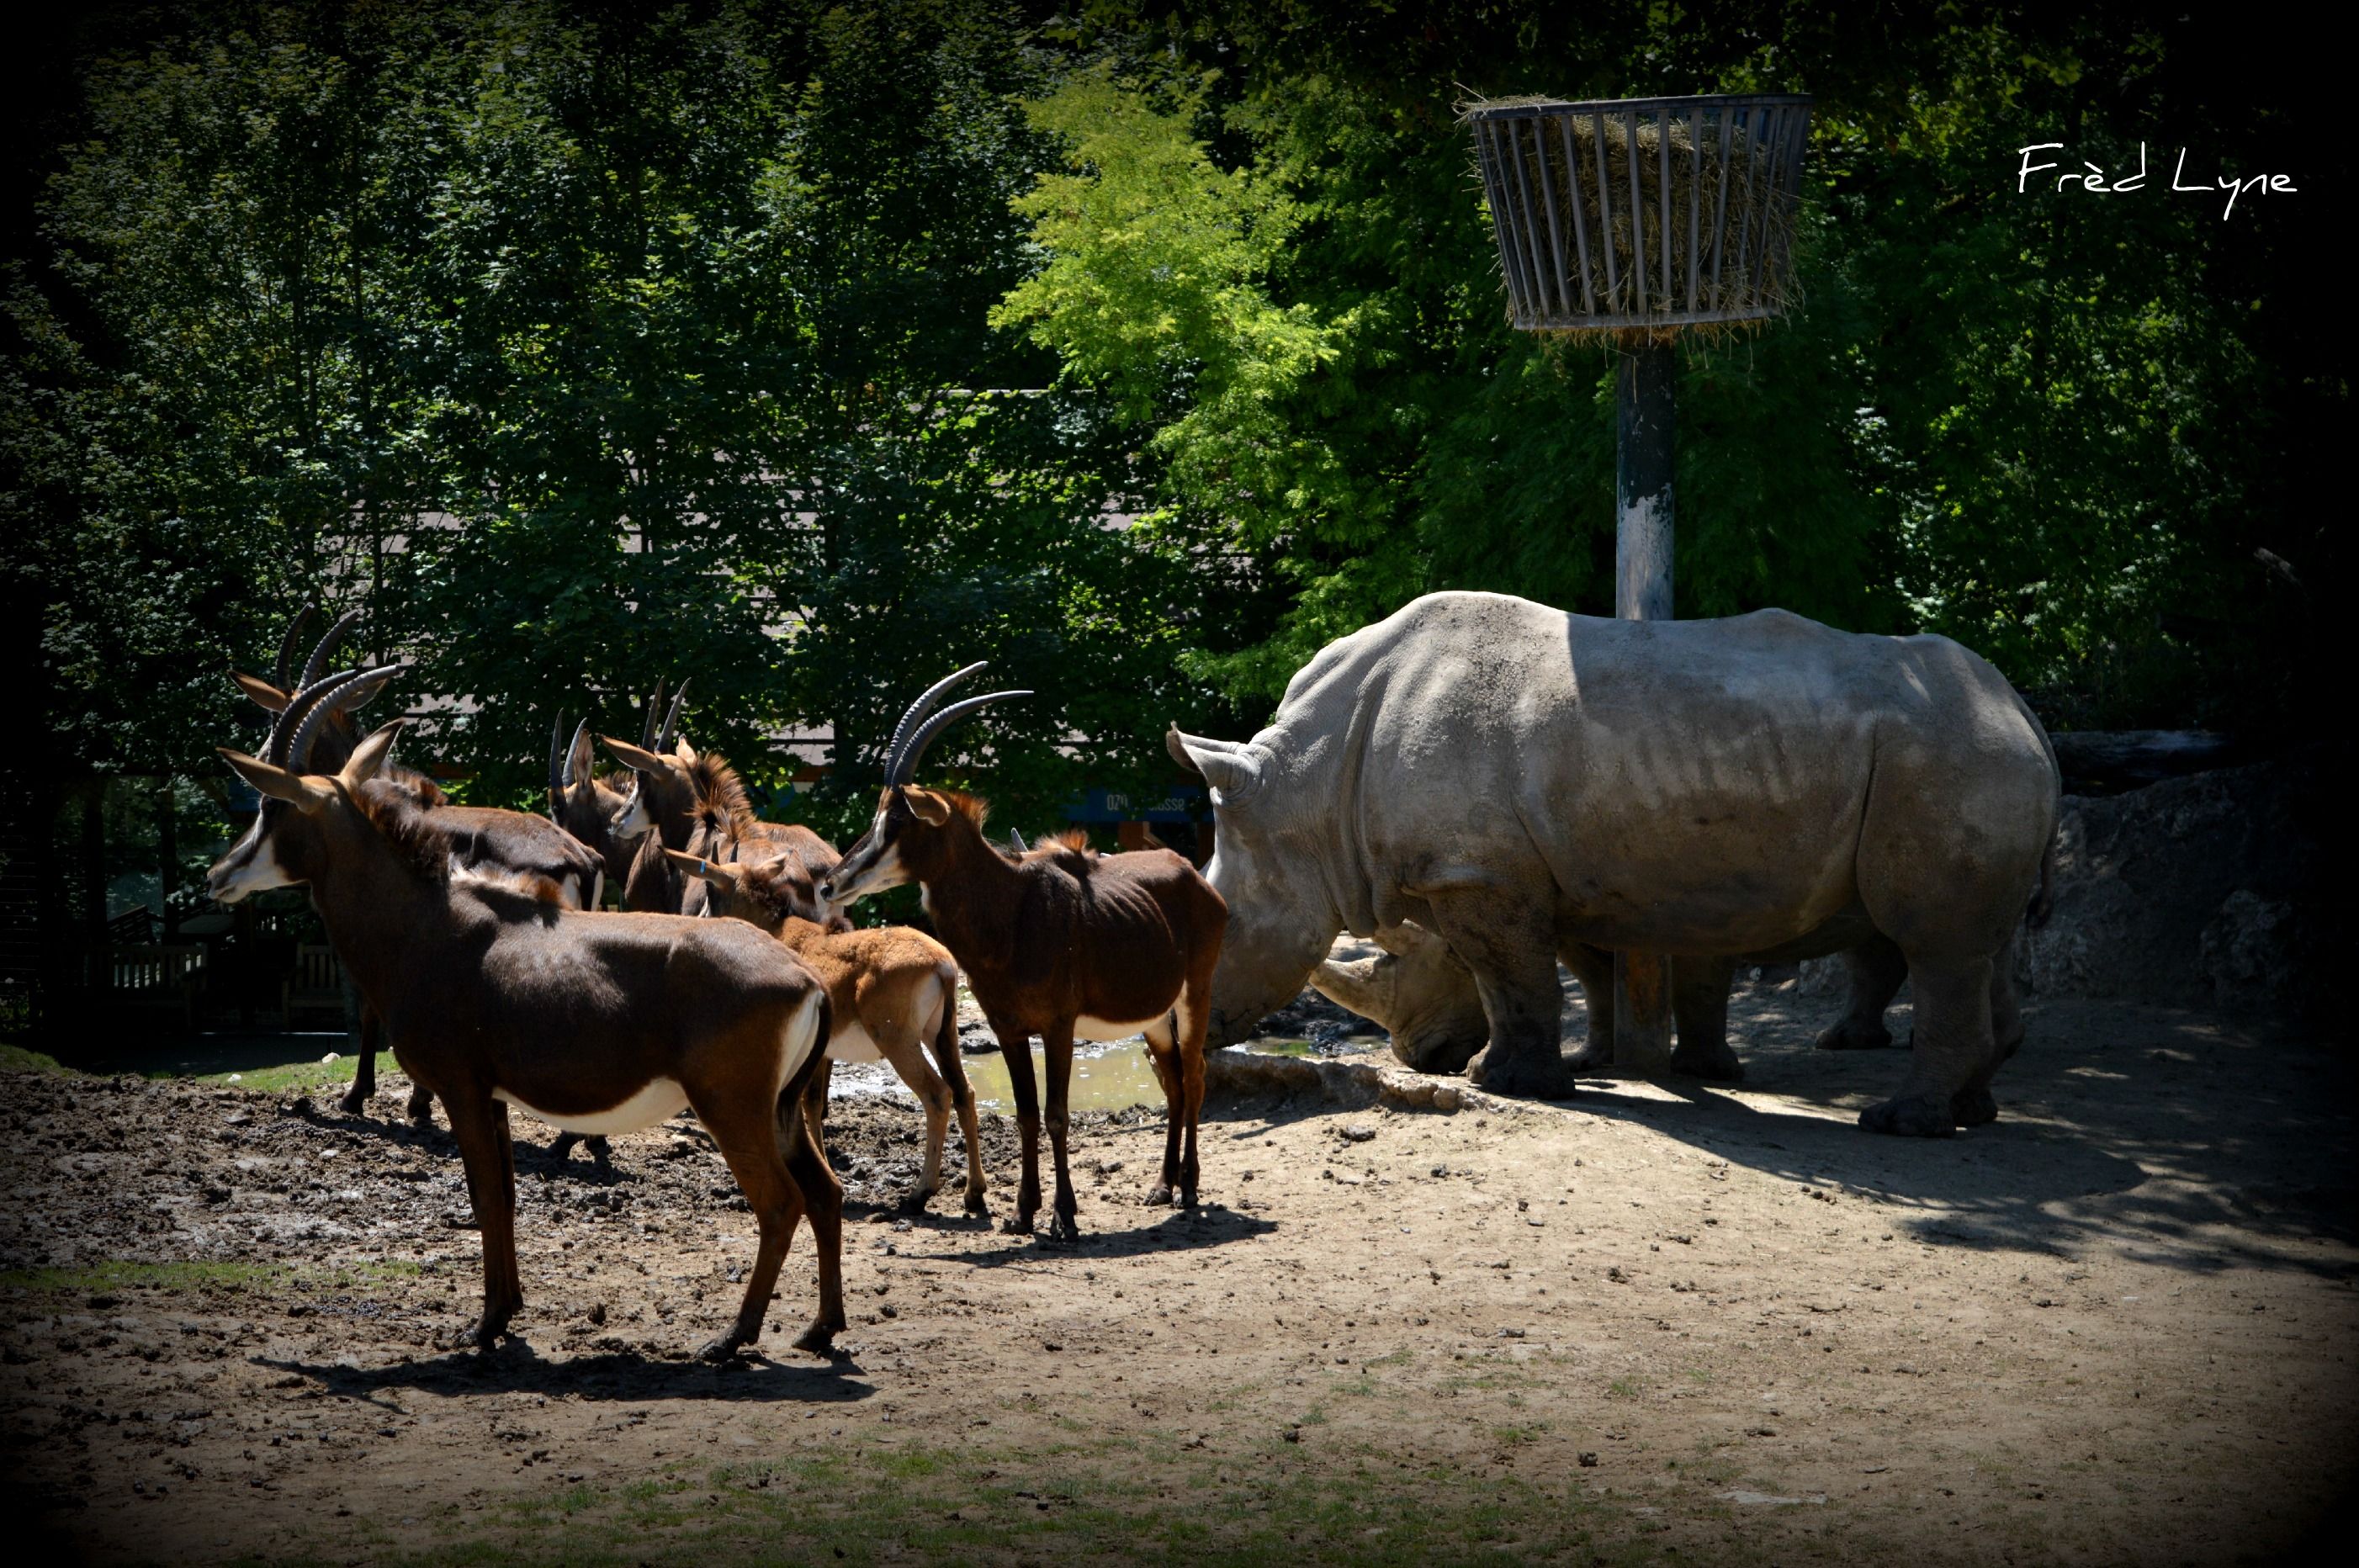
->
xmin=1169 ymin=726 xmax=1268 ymax=807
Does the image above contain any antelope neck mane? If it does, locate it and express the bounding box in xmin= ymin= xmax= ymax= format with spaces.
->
xmin=687 ymin=752 xmax=757 ymax=834
xmin=352 ymin=787 xmax=456 ymax=887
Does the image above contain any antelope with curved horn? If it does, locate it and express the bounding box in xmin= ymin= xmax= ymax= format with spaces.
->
xmin=668 ymin=848 xmax=987 ymax=1215
xmin=228 ymin=608 xmax=603 ymax=1136
xmin=207 ymin=674 xmax=845 ymax=1360
xmin=599 ymin=679 xmax=840 ymax=914
xmin=819 ymin=667 xmax=1227 ymax=1239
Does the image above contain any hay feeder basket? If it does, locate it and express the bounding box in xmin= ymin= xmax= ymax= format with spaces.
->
xmin=1465 ymin=93 xmax=1812 ymax=338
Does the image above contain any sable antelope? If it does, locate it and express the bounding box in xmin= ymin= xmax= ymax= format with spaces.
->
xmin=667 ymin=848 xmax=988 ymax=1215
xmin=819 ymin=667 xmax=1228 ymax=1239
xmin=601 ymin=690 xmax=840 ymax=915
xmin=230 ymin=607 xmax=603 ymax=1136
xmin=206 ymin=670 xmax=845 ymax=1359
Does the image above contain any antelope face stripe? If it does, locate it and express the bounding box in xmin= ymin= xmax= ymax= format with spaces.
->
xmin=826 ymin=814 xmax=906 ymax=903
xmin=207 ymin=817 xmax=294 ymax=904
xmin=612 ymin=785 xmax=654 ymax=841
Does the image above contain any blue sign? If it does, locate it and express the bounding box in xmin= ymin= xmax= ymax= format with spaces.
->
xmin=1062 ymin=784 xmax=1207 ymax=824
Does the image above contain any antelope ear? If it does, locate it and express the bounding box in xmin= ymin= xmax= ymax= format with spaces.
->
xmin=342 ymin=720 xmax=406 ymax=786
xmin=661 ymin=847 xmax=732 ymax=887
xmin=601 ymin=736 xmax=665 ymax=773
xmin=232 ymin=671 xmax=290 ymax=713
xmin=905 ymin=788 xmax=952 ymax=826
xmin=219 ymin=748 xmax=334 ymax=812
xmin=1169 ymin=729 xmax=1269 ymax=806
xmin=565 ymin=722 xmax=598 ymax=792
xmin=674 ymin=737 xmax=697 ymax=764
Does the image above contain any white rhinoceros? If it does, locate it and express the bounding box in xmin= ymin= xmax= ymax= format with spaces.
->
xmin=1170 ymin=591 xmax=2059 ymax=1136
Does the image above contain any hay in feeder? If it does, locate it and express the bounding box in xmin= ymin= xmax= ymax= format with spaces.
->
xmin=1461 ymin=96 xmax=1809 ymax=342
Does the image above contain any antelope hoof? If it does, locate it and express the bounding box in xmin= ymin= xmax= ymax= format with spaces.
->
xmin=336 ymin=1087 xmax=368 ymax=1116
xmin=1002 ymin=1215 xmax=1035 ymax=1237
xmin=963 ymin=1188 xmax=989 ymax=1218
xmin=791 ymin=1321 xmax=839 ymax=1356
xmin=695 ymin=1332 xmax=747 ymax=1364
xmin=1146 ymin=1184 xmax=1174 ymax=1207
xmin=1047 ymin=1212 xmax=1081 ymax=1243
xmin=897 ymin=1189 xmax=934 ymax=1216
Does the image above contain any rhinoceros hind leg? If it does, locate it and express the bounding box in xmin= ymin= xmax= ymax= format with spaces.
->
xmin=1863 ymin=954 xmax=1994 ymax=1138
xmin=1559 ymin=940 xmax=1616 ymax=1066
xmin=1814 ymin=935 xmax=1907 ymax=1051
xmin=1859 ymin=1094 xmax=1958 ymax=1137
xmin=1667 ymin=955 xmax=1741 ymax=1080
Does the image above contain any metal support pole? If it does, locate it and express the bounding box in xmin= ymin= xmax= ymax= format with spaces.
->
xmin=1612 ymin=342 xmax=1677 ymax=1072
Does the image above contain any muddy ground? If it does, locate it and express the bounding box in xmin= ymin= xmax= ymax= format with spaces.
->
xmin=3 ymin=977 xmax=2355 ymax=1565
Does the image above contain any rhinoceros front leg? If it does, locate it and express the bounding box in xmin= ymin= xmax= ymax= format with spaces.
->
xmin=1430 ymin=892 xmax=1579 ymax=1101
xmin=1859 ymin=953 xmax=1994 ymax=1137
xmin=1668 ymin=955 xmax=1743 ymax=1081
xmin=1816 ymin=935 xmax=1907 ymax=1052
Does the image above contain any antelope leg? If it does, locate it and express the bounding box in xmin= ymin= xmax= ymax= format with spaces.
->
xmin=782 ymin=1109 xmax=846 ymax=1353
xmin=1042 ymin=1019 xmax=1079 ymax=1242
xmin=992 ymin=1017 xmax=1042 ymax=1235
xmin=445 ymin=1094 xmax=522 ymax=1348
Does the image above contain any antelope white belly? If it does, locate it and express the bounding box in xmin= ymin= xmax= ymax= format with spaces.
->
xmin=1075 ymin=1013 xmax=1164 ymax=1043
xmin=495 ymin=1077 xmax=688 ymax=1136
xmin=826 ymin=1021 xmax=883 ymax=1065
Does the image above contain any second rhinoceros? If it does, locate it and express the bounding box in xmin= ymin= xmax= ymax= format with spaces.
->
xmin=1170 ymin=591 xmax=2059 ymax=1136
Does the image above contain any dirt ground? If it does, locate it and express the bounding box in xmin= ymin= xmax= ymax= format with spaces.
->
xmin=3 ymin=977 xmax=2355 ymax=1565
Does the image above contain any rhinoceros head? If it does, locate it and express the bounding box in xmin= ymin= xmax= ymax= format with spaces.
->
xmin=1169 ymin=725 xmax=1339 ymax=1046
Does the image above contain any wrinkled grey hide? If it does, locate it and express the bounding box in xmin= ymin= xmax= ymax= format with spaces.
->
xmin=1315 ymin=922 xmax=1908 ymax=1078
xmin=1175 ymin=591 xmax=2059 ymax=1136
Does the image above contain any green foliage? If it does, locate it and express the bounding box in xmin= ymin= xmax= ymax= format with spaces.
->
xmin=9 ymin=0 xmax=1237 ymax=835
xmin=998 ymin=3 xmax=2334 ymax=729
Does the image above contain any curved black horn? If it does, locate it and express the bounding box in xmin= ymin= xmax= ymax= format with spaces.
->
xmin=892 ymin=690 xmax=1031 ymax=785
xmin=638 ymin=678 xmax=666 ymax=751
xmin=299 ymin=608 xmax=364 ymax=691
xmin=290 ymin=665 xmax=405 ymax=774
xmin=657 ymin=677 xmax=690 ymax=754
xmin=883 ymin=662 xmax=987 ymax=781
xmin=272 ymin=602 xmax=317 ymax=690
xmin=549 ymin=716 xmax=569 ymax=795
xmin=561 ymin=718 xmax=589 ymax=788
xmin=264 ymin=669 xmax=363 ymax=767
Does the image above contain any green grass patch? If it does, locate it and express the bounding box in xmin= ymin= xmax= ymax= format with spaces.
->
xmin=392 ymin=1437 xmax=1658 ymax=1566
xmin=193 ymin=1055 xmax=361 ymax=1094
xmin=0 ymin=1043 xmax=72 ymax=1074
xmin=0 ymin=1258 xmax=417 ymax=1298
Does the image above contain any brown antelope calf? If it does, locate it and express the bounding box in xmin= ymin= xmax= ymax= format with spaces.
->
xmin=207 ymin=670 xmax=845 ymax=1359
xmin=665 ymin=848 xmax=988 ymax=1215
xmin=231 ymin=608 xmax=602 ymax=1131
xmin=602 ymin=717 xmax=840 ymax=915
xmin=819 ymin=667 xmax=1228 ymax=1239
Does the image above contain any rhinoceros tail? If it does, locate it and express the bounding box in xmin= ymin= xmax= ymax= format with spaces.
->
xmin=2027 ymin=834 xmax=2058 ymax=929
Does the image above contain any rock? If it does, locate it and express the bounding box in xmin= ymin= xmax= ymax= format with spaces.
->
xmin=1339 ymin=1124 xmax=1377 ymax=1143
xmin=1577 ymin=1451 xmax=1599 ymax=1467
xmin=1430 ymin=1086 xmax=1460 ymax=1114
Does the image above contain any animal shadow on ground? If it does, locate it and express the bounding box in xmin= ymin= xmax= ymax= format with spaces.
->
xmin=941 ymin=1203 xmax=1277 ymax=1270
xmin=249 ymin=1343 xmax=877 ymax=1407
xmin=1556 ymin=988 xmax=2356 ymax=1277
